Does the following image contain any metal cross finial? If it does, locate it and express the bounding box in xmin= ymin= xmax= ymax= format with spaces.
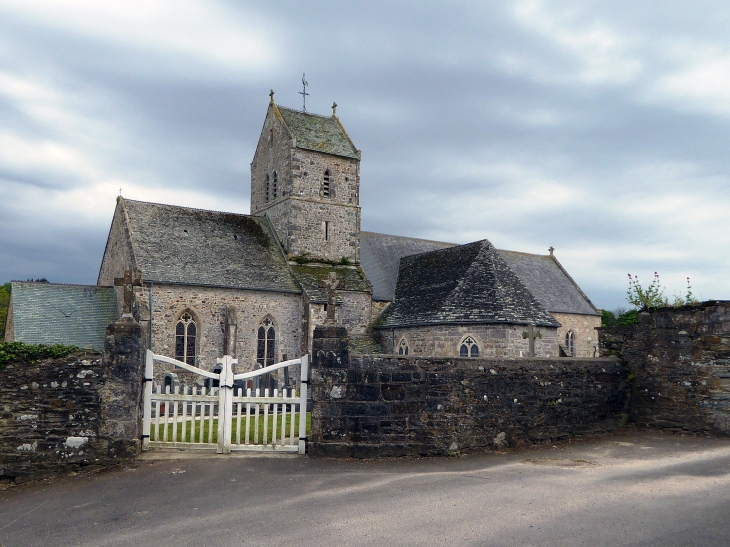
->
xmin=332 ymin=102 xmax=337 ymax=116
xmin=299 ymin=73 xmax=309 ymax=112
xmin=119 ymin=187 xmax=122 ymax=196
xmin=269 ymin=89 xmax=275 ymax=102
xmin=549 ymin=246 xmax=555 ymax=256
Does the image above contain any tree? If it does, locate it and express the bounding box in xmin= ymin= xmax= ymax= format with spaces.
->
xmin=0 ymin=284 xmax=9 ymax=340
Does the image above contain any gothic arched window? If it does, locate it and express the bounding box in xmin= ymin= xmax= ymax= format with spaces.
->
xmin=459 ymin=336 xmax=479 ymax=358
xmin=565 ymin=330 xmax=575 ymax=357
xmin=175 ymin=312 xmax=197 ymax=366
xmin=265 ymin=174 xmax=270 ymax=203
xmin=322 ymin=170 xmax=331 ymax=198
xmin=272 ymin=170 xmax=278 ymax=199
xmin=398 ymin=338 xmax=409 ymax=355
xmin=257 ymin=317 xmax=276 ymax=367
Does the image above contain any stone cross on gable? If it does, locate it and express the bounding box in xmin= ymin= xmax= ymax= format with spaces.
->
xmin=114 ymin=269 xmax=142 ymax=317
xmin=319 ymin=272 xmax=344 ymax=325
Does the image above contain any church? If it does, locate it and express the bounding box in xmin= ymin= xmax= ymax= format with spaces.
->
xmin=6 ymin=94 xmax=601 ymax=370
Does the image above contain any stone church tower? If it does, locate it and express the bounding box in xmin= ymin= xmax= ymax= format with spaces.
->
xmin=250 ymin=95 xmax=362 ymax=262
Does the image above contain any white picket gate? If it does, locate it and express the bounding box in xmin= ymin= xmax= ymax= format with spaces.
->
xmin=142 ymin=350 xmax=309 ymax=454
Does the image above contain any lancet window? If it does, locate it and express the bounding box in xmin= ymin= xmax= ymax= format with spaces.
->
xmin=459 ymin=336 xmax=479 ymax=358
xmin=257 ymin=317 xmax=276 ymax=368
xmin=322 ymin=170 xmax=331 ymax=198
xmin=398 ymin=338 xmax=409 ymax=356
xmin=175 ymin=312 xmax=197 ymax=365
xmin=565 ymin=330 xmax=575 ymax=357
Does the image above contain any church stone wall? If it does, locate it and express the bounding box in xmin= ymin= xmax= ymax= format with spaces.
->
xmin=387 ymin=324 xmax=558 ymax=358
xmin=552 ymin=312 xmax=601 ymax=358
xmin=250 ymin=105 xmax=293 ymax=215
xmin=97 ymin=199 xmax=137 ymax=313
xmin=139 ymin=284 xmax=304 ymax=375
xmin=306 ymin=292 xmax=372 ymax=353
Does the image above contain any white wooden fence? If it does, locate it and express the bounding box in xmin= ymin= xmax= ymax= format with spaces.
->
xmin=142 ymin=351 xmax=309 ymax=454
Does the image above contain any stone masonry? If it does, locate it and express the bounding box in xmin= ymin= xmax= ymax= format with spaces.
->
xmin=599 ymin=301 xmax=730 ymax=435
xmin=553 ymin=312 xmax=601 ymax=358
xmin=387 ymin=324 xmax=559 ymax=358
xmin=309 ymin=326 xmax=627 ymax=458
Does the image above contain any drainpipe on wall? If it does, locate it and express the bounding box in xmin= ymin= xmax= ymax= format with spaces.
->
xmin=148 ymin=282 xmax=153 ymax=351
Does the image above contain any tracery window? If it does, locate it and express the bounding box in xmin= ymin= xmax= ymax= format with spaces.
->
xmin=257 ymin=317 xmax=276 ymax=368
xmin=398 ymin=338 xmax=409 ymax=355
xmin=175 ymin=312 xmax=197 ymax=365
xmin=272 ymin=170 xmax=278 ymax=199
xmin=565 ymin=330 xmax=575 ymax=357
xmin=459 ymin=336 xmax=479 ymax=358
xmin=265 ymin=174 xmax=270 ymax=203
xmin=322 ymin=170 xmax=331 ymax=198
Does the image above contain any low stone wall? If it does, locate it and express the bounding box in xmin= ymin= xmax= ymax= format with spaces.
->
xmin=599 ymin=301 xmax=730 ymax=435
xmin=310 ymin=326 xmax=627 ymax=457
xmin=0 ymin=319 xmax=145 ymax=482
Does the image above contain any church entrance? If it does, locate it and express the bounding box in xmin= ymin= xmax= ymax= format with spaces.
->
xmin=142 ymin=351 xmax=309 ymax=454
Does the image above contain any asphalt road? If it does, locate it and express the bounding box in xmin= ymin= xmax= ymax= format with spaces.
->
xmin=1 ymin=431 xmax=729 ymax=547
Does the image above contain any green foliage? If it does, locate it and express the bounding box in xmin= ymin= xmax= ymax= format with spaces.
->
xmin=627 ymin=272 xmax=668 ymax=310
xmin=0 ymin=341 xmax=79 ymax=370
xmin=339 ymin=256 xmax=351 ymax=265
xmin=0 ymin=285 xmax=8 ymax=339
xmin=671 ymin=277 xmax=700 ymax=308
xmin=601 ymin=309 xmax=616 ymax=327
xmin=616 ymin=309 xmax=638 ymax=325
xmin=292 ymin=253 xmax=312 ymax=264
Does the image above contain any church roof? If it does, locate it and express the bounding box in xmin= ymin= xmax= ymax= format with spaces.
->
xmin=290 ymin=263 xmax=372 ymax=303
xmin=121 ymin=199 xmax=300 ymax=293
xmin=360 ymin=231 xmax=456 ymax=301
xmin=375 ymin=240 xmax=561 ymax=329
xmin=360 ymin=231 xmax=598 ymax=316
xmin=7 ymin=282 xmax=118 ymax=351
xmin=275 ymin=105 xmax=360 ymax=159
xmin=497 ymin=250 xmax=600 ymax=316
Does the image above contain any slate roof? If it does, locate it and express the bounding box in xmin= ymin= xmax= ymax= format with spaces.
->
xmin=360 ymin=231 xmax=598 ymax=316
xmin=497 ymin=250 xmax=599 ymax=316
xmin=276 ymin=105 xmax=360 ymax=159
xmin=8 ymin=282 xmax=118 ymax=351
xmin=290 ymin=263 xmax=372 ymax=303
xmin=376 ymin=240 xmax=561 ymax=329
xmin=121 ymin=199 xmax=300 ymax=293
xmin=360 ymin=231 xmax=456 ymax=301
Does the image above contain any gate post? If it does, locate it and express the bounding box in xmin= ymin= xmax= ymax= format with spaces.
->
xmin=217 ymin=355 xmax=235 ymax=454
xmin=142 ymin=350 xmax=153 ymax=451
xmin=298 ymin=354 xmax=309 ymax=455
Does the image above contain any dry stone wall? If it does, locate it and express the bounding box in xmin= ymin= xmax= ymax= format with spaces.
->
xmin=599 ymin=301 xmax=730 ymax=435
xmin=309 ymin=326 xmax=627 ymax=458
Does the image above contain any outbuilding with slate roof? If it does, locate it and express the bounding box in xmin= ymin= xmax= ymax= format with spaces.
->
xmin=4 ymin=282 xmax=118 ymax=351
xmin=374 ymin=240 xmax=560 ymax=358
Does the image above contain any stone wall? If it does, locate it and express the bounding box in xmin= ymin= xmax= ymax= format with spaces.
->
xmin=0 ymin=319 xmax=145 ymax=482
xmin=386 ymin=324 xmax=559 ymax=358
xmin=552 ymin=312 xmax=601 ymax=358
xmin=137 ymin=284 xmax=304 ymax=375
xmin=599 ymin=301 xmax=730 ymax=435
xmin=310 ymin=326 xmax=627 ymax=457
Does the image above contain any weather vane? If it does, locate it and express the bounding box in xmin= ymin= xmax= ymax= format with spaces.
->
xmin=299 ymin=73 xmax=309 ymax=112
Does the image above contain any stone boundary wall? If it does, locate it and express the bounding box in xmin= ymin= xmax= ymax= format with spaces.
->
xmin=599 ymin=301 xmax=730 ymax=435
xmin=309 ymin=326 xmax=627 ymax=457
xmin=0 ymin=319 xmax=145 ymax=483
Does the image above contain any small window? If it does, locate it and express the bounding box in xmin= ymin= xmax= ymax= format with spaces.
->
xmin=175 ymin=312 xmax=197 ymax=366
xmin=272 ymin=170 xmax=278 ymax=199
xmin=324 ymin=221 xmax=330 ymax=241
xmin=257 ymin=317 xmax=276 ymax=368
xmin=398 ymin=338 xmax=409 ymax=355
xmin=322 ymin=170 xmax=331 ymax=198
xmin=269 ymin=128 xmax=273 ymax=146
xmin=459 ymin=336 xmax=479 ymax=358
xmin=565 ymin=330 xmax=575 ymax=357
xmin=265 ymin=174 xmax=270 ymax=203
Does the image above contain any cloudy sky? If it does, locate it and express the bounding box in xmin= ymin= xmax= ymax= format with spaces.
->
xmin=1 ymin=0 xmax=729 ymax=311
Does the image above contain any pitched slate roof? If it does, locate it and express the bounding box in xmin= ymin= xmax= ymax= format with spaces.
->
xmin=497 ymin=250 xmax=599 ymax=316
xmin=290 ymin=263 xmax=372 ymax=303
xmin=360 ymin=231 xmax=598 ymax=316
xmin=360 ymin=231 xmax=456 ymax=301
xmin=376 ymin=240 xmax=560 ymax=329
xmin=8 ymin=282 xmax=118 ymax=351
xmin=275 ymin=105 xmax=360 ymax=159
xmin=121 ymin=199 xmax=300 ymax=293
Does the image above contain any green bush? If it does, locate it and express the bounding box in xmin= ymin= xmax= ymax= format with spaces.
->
xmin=0 ymin=341 xmax=80 ymax=370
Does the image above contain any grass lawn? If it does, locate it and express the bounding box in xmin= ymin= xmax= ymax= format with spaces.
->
xmin=152 ymin=412 xmax=311 ymax=445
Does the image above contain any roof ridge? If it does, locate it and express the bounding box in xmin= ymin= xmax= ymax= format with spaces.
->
xmin=361 ymin=231 xmax=458 ymax=247
xmin=497 ymin=248 xmax=550 ymax=258
xmin=276 ymin=104 xmax=333 ymax=119
xmin=123 ymin=198 xmax=249 ymax=218
xmin=11 ymin=281 xmax=112 ymax=288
